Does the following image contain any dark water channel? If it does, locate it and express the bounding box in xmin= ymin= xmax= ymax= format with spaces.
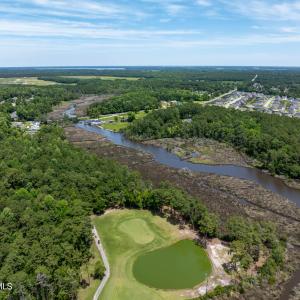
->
xmin=64 ymin=105 xmax=76 ymax=118
xmin=76 ymin=121 xmax=300 ymax=207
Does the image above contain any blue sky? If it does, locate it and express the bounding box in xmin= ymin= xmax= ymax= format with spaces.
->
xmin=1 ymin=0 xmax=300 ymax=66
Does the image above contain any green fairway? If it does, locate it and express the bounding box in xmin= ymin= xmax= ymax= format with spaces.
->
xmin=93 ymin=210 xmax=212 ymax=300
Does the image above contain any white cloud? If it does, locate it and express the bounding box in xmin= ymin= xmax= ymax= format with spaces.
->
xmin=196 ymin=0 xmax=212 ymax=7
xmin=2 ymin=0 xmax=147 ymax=20
xmin=1 ymin=0 xmax=300 ymax=67
xmin=167 ymin=33 xmax=300 ymax=47
xmin=0 ymin=19 xmax=201 ymax=40
xmin=159 ymin=18 xmax=172 ymax=23
xmin=165 ymin=3 xmax=185 ymax=15
xmin=2 ymin=19 xmax=300 ymax=49
xmin=32 ymin=0 xmax=50 ymax=4
xmin=141 ymin=0 xmax=186 ymax=16
xmin=222 ymin=0 xmax=300 ymax=21
xmin=280 ymin=26 xmax=298 ymax=33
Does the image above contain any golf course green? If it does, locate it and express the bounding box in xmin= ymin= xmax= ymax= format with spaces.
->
xmin=133 ymin=239 xmax=211 ymax=289
xmin=93 ymin=209 xmax=212 ymax=300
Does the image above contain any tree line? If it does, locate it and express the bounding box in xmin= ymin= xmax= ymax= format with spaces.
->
xmin=0 ymin=85 xmax=78 ymax=121
xmin=0 ymin=111 xmax=284 ymax=299
xmin=126 ymin=103 xmax=300 ymax=179
xmin=87 ymin=89 xmax=210 ymax=116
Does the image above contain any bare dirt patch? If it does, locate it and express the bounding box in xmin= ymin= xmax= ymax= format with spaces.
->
xmin=181 ymin=239 xmax=232 ymax=299
xmin=199 ymin=240 xmax=232 ymax=295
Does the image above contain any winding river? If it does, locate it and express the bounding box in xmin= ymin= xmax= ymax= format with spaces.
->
xmin=76 ymin=121 xmax=300 ymax=207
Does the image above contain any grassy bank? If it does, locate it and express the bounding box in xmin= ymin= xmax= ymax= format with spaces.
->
xmin=77 ymin=241 xmax=104 ymax=300
xmin=100 ymin=111 xmax=147 ymax=132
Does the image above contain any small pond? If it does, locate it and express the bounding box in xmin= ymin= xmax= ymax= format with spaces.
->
xmin=132 ymin=239 xmax=212 ymax=290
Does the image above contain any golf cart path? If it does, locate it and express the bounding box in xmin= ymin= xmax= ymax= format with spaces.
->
xmin=93 ymin=226 xmax=110 ymax=300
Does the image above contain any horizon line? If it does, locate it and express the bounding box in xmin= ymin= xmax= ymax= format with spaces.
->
xmin=1 ymin=65 xmax=300 ymax=69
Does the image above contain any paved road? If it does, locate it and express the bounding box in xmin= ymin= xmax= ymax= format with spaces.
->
xmin=203 ymin=88 xmax=237 ymax=105
xmin=92 ymin=226 xmax=110 ymax=300
xmin=252 ymin=74 xmax=258 ymax=82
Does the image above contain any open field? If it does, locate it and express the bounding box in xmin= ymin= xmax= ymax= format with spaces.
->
xmin=98 ymin=112 xmax=129 ymax=131
xmin=61 ymin=75 xmax=140 ymax=81
xmin=93 ymin=209 xmax=211 ymax=300
xmin=0 ymin=77 xmax=58 ymax=85
xmin=77 ymin=242 xmax=103 ymax=300
xmin=102 ymin=122 xmax=129 ymax=131
xmin=100 ymin=111 xmax=147 ymax=132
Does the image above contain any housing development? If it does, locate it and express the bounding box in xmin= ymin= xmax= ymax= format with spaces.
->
xmin=208 ymin=90 xmax=300 ymax=118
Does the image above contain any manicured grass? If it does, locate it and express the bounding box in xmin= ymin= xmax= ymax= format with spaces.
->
xmin=0 ymin=77 xmax=58 ymax=85
xmin=61 ymin=76 xmax=140 ymax=81
xmin=119 ymin=218 xmax=155 ymax=244
xmin=99 ymin=113 xmax=128 ymax=121
xmin=99 ymin=111 xmax=146 ymax=122
xmin=102 ymin=122 xmax=129 ymax=131
xmin=100 ymin=111 xmax=147 ymax=132
xmin=77 ymin=241 xmax=103 ymax=300
xmin=93 ymin=210 xmax=211 ymax=300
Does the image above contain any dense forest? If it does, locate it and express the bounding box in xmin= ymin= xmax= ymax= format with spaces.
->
xmin=87 ymin=89 xmax=209 ymax=116
xmin=239 ymin=70 xmax=300 ymax=98
xmin=0 ymin=119 xmax=142 ymax=299
xmin=0 ymin=67 xmax=297 ymax=298
xmin=126 ymin=104 xmax=300 ymax=179
xmin=0 ymin=85 xmax=78 ymax=120
xmin=42 ymin=68 xmax=300 ymax=99
xmin=88 ymin=91 xmax=159 ymax=115
xmin=3 ymin=67 xmax=300 ymax=122
xmin=1 ymin=66 xmax=299 ymax=98
xmin=0 ymin=110 xmax=284 ymax=299
xmin=0 ymin=77 xmax=234 ymax=121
